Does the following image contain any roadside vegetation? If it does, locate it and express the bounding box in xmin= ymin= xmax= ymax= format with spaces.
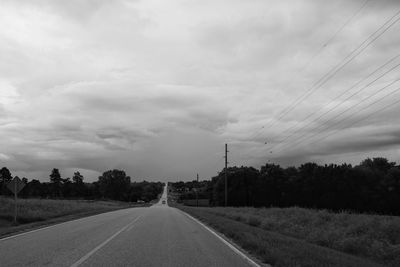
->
xmin=170 ymin=157 xmax=400 ymax=266
xmin=176 ymin=205 xmax=397 ymax=267
xmin=0 ymin=197 xmax=144 ymax=237
xmin=0 ymin=197 xmax=137 ymax=224
xmin=0 ymin=167 xmax=164 ymax=202
xmin=0 ymin=167 xmax=164 ymax=236
xmin=172 ymin=157 xmax=400 ymax=215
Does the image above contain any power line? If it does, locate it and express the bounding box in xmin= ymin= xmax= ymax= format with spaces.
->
xmin=250 ymin=7 xmax=400 ymax=142
xmin=307 ymin=96 xmax=400 ymax=148
xmin=275 ymin=79 xmax=400 ymax=152
xmin=268 ymin=9 xmax=400 ymax=129
xmin=268 ymin=55 xmax=400 ymax=151
xmin=302 ymin=0 xmax=371 ymax=70
xmin=273 ymin=81 xmax=400 ymax=154
xmin=247 ymin=0 xmax=371 ymax=142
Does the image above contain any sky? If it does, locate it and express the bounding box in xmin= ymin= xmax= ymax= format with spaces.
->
xmin=1 ymin=0 xmax=400 ymax=182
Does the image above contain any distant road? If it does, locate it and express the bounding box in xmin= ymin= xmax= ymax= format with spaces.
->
xmin=0 ymin=186 xmax=257 ymax=266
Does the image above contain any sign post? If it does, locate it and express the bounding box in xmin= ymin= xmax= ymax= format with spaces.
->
xmin=196 ymin=173 xmax=199 ymax=207
xmin=6 ymin=177 xmax=26 ymax=225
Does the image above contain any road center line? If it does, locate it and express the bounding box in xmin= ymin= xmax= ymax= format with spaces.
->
xmin=70 ymin=215 xmax=142 ymax=267
xmin=126 ymin=219 xmax=140 ymax=232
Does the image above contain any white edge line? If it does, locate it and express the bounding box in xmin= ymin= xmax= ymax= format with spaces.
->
xmin=70 ymin=215 xmax=142 ymax=267
xmin=0 ymin=207 xmax=141 ymax=242
xmin=0 ymin=216 xmax=95 ymax=242
xmin=178 ymin=209 xmax=264 ymax=267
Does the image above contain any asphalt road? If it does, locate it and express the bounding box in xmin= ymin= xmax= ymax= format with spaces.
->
xmin=0 ymin=186 xmax=257 ymax=267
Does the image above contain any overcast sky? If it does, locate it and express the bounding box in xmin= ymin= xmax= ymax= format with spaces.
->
xmin=1 ymin=0 xmax=400 ymax=182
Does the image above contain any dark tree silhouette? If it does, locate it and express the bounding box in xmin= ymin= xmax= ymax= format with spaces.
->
xmin=0 ymin=167 xmax=13 ymax=195
xmin=72 ymin=171 xmax=84 ymax=184
xmin=49 ymin=168 xmax=62 ymax=197
xmin=360 ymin=157 xmax=396 ymax=173
xmin=171 ymin=157 xmax=400 ymax=215
xmin=0 ymin=166 xmax=163 ymax=202
xmin=98 ymin=169 xmax=131 ymax=201
xmin=71 ymin=171 xmax=86 ymax=198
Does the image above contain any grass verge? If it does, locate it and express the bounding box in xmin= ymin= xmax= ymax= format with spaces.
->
xmin=0 ymin=196 xmax=149 ymax=238
xmin=175 ymin=205 xmax=387 ymax=267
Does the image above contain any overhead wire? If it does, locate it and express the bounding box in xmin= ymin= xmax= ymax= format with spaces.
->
xmin=306 ymin=97 xmax=400 ymax=148
xmin=250 ymin=7 xmax=400 ymax=143
xmin=267 ymin=55 xmax=400 ymax=151
xmin=273 ymin=80 xmax=400 ymax=154
xmin=288 ymin=0 xmax=371 ymax=88
xmin=269 ymin=8 xmax=400 ymax=129
xmin=246 ymin=0 xmax=371 ymax=142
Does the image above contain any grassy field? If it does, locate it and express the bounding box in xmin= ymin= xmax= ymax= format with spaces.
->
xmin=0 ymin=196 xmax=146 ymax=237
xmin=176 ymin=205 xmax=400 ymax=266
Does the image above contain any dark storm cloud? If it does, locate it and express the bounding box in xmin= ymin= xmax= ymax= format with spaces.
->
xmin=1 ymin=0 xmax=400 ymax=181
xmin=329 ymin=133 xmax=400 ymax=154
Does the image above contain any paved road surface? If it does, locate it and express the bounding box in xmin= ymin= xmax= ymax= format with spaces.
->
xmin=0 ymin=185 xmax=257 ymax=267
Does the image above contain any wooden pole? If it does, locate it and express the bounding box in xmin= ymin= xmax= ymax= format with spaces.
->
xmin=196 ymin=173 xmax=199 ymax=207
xmin=225 ymin=143 xmax=228 ymax=207
xmin=14 ymin=179 xmax=17 ymax=224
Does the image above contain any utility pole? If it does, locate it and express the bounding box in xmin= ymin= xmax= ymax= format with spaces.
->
xmin=196 ymin=173 xmax=199 ymax=207
xmin=14 ymin=177 xmax=17 ymax=224
xmin=225 ymin=143 xmax=228 ymax=207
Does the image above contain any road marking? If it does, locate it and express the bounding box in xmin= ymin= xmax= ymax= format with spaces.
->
xmin=70 ymin=215 xmax=142 ymax=267
xmin=0 ymin=208 xmax=136 ymax=242
xmin=0 ymin=223 xmax=64 ymax=242
xmin=126 ymin=218 xmax=141 ymax=232
xmin=180 ymin=210 xmax=263 ymax=267
xmin=0 ymin=216 xmax=100 ymax=242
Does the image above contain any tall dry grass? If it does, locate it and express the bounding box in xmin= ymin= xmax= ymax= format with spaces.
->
xmin=0 ymin=197 xmax=131 ymax=224
xmin=193 ymin=206 xmax=400 ymax=265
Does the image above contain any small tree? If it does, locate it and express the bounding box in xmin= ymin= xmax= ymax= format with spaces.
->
xmin=0 ymin=167 xmax=13 ymax=195
xmin=72 ymin=171 xmax=84 ymax=184
xmin=49 ymin=168 xmax=62 ymax=197
xmin=50 ymin=168 xmax=61 ymax=183
xmin=0 ymin=167 xmax=12 ymax=182
xmin=72 ymin=171 xmax=86 ymax=198
xmin=21 ymin=177 xmax=28 ymax=184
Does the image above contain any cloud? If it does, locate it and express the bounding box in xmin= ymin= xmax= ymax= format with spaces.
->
xmin=1 ymin=0 xmax=400 ymax=181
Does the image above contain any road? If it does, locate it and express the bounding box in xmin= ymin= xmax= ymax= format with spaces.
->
xmin=0 ymin=185 xmax=258 ymax=267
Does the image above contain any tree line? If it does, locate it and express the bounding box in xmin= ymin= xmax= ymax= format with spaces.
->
xmin=0 ymin=167 xmax=163 ymax=202
xmin=172 ymin=157 xmax=400 ymax=215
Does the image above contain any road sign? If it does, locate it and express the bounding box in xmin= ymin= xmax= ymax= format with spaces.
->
xmin=7 ymin=177 xmax=25 ymax=194
xmin=6 ymin=177 xmax=26 ymax=224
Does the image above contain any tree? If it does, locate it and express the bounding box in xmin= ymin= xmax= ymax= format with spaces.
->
xmin=49 ymin=168 xmax=62 ymax=197
xmin=72 ymin=171 xmax=86 ymax=198
xmin=50 ymin=168 xmax=61 ymax=184
xmin=98 ymin=169 xmax=131 ymax=201
xmin=360 ymin=157 xmax=396 ymax=173
xmin=23 ymin=179 xmax=43 ymax=198
xmin=0 ymin=167 xmax=13 ymax=195
xmin=256 ymin=164 xmax=286 ymax=207
xmin=212 ymin=166 xmax=260 ymax=206
xmin=0 ymin=167 xmax=12 ymax=182
xmin=72 ymin=171 xmax=84 ymax=184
